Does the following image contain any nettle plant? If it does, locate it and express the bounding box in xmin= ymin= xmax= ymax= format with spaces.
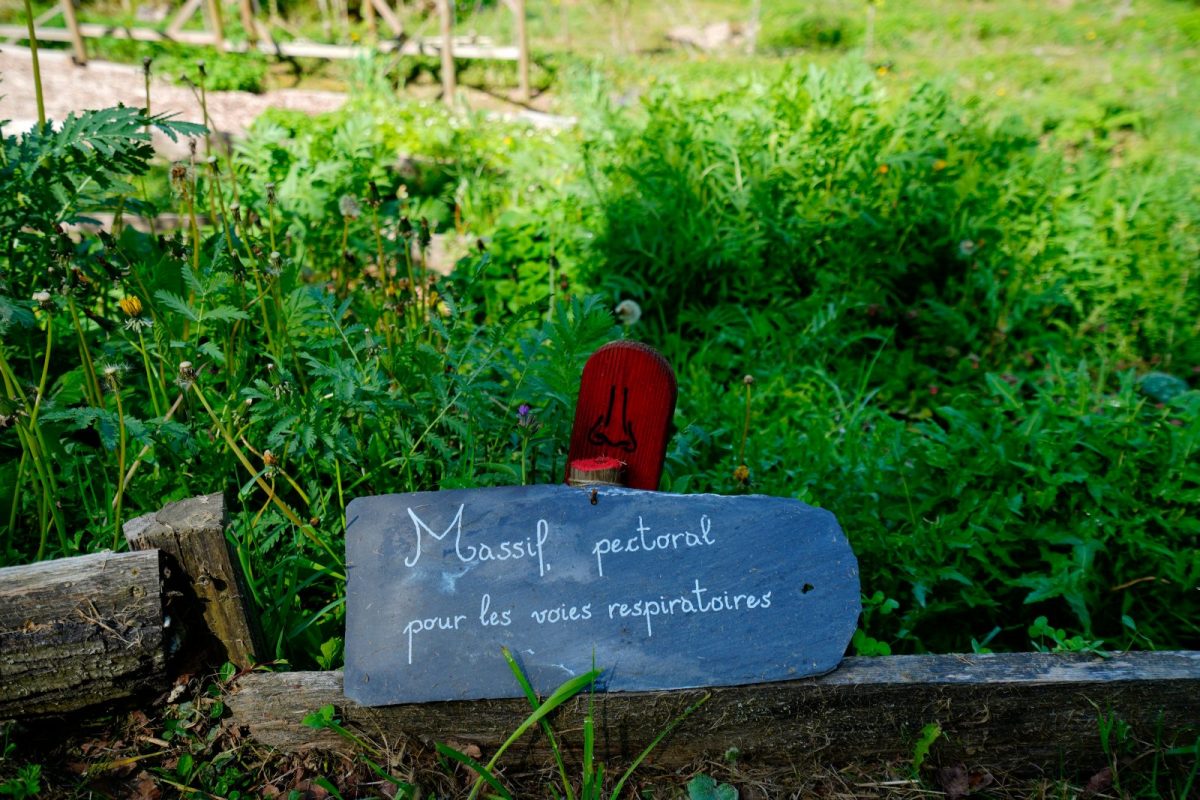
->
xmin=0 ymin=100 xmax=618 ymax=666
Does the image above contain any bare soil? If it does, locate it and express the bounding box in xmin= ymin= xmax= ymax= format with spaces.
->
xmin=0 ymin=44 xmax=346 ymax=155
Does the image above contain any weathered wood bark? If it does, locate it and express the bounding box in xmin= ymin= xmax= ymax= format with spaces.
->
xmin=125 ymin=492 xmax=265 ymax=669
xmin=0 ymin=550 xmax=167 ymax=718
xmin=229 ymin=651 xmax=1200 ymax=775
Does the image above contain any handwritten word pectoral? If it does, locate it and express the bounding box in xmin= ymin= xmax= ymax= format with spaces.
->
xmin=593 ymin=515 xmax=715 ymax=576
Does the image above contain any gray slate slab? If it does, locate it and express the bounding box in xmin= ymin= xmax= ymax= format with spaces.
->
xmin=345 ymin=485 xmax=860 ymax=705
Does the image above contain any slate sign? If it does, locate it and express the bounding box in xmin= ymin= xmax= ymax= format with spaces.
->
xmin=345 ymin=484 xmax=860 ymax=706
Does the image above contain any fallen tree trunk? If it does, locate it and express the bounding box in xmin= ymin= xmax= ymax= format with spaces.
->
xmin=229 ymin=651 xmax=1200 ymax=775
xmin=0 ymin=550 xmax=168 ymax=718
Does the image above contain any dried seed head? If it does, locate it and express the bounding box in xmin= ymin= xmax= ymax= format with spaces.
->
xmin=142 ymin=56 xmax=152 ymax=76
xmin=177 ymin=361 xmax=197 ymax=388
xmin=743 ymin=374 xmax=755 ymax=386
xmin=262 ymin=449 xmax=279 ymax=467
xmin=196 ymin=59 xmax=207 ymax=78
xmin=100 ymin=361 xmax=127 ymax=391
xmin=733 ymin=464 xmax=750 ymax=485
xmin=32 ymin=290 xmax=53 ymax=309
xmin=417 ymin=218 xmax=432 ymax=249
xmin=265 ymin=182 xmax=277 ymax=206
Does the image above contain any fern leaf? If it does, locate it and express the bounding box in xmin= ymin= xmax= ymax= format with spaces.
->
xmin=154 ymin=290 xmax=199 ymax=322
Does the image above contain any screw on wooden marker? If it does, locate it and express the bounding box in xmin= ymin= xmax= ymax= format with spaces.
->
xmin=566 ymin=341 xmax=677 ymax=491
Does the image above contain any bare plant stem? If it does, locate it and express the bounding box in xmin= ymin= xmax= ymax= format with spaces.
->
xmin=738 ymin=380 xmax=753 ymax=465
xmin=8 ymin=450 xmax=27 ymax=535
xmin=0 ymin=349 xmax=67 ymax=554
xmin=22 ymin=0 xmax=46 ymax=127
xmin=66 ymin=296 xmax=103 ymax=407
xmin=190 ymin=381 xmax=344 ymax=571
xmin=112 ymin=387 xmax=128 ymax=549
xmin=135 ymin=330 xmax=166 ymax=418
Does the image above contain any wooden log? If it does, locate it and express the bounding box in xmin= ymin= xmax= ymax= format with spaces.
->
xmin=125 ymin=492 xmax=265 ymax=669
xmin=0 ymin=550 xmax=167 ymax=718
xmin=228 ymin=652 xmax=1200 ymax=775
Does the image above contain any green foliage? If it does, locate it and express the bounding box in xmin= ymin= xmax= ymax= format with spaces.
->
xmin=687 ymin=774 xmax=738 ymax=800
xmin=910 ymin=722 xmax=941 ymax=775
xmin=438 ymin=647 xmax=708 ymax=799
xmin=759 ymin=12 xmax=857 ymax=52
xmin=160 ymin=49 xmax=270 ymax=93
xmin=0 ymin=765 xmax=40 ymax=800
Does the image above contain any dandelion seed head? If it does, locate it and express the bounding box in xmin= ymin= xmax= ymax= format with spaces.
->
xmin=339 ymin=195 xmax=362 ymax=220
xmin=615 ymin=299 xmax=642 ymax=326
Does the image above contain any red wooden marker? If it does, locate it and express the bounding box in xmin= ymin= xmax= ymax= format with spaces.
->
xmin=566 ymin=341 xmax=677 ymax=491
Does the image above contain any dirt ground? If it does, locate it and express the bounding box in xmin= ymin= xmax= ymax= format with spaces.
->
xmin=0 ymin=44 xmax=346 ymax=155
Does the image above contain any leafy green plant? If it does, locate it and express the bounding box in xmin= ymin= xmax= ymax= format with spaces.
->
xmin=687 ymin=774 xmax=738 ymax=800
xmin=910 ymin=722 xmax=941 ymax=776
xmin=438 ymin=647 xmax=709 ymax=800
xmin=0 ymin=765 xmax=40 ymax=800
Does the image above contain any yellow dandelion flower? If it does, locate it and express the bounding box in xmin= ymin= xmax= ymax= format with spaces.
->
xmin=876 ymin=65 xmax=889 ymax=77
xmin=932 ymin=159 xmax=948 ymax=172
xmin=877 ymin=163 xmax=890 ymax=175
xmin=118 ymin=295 xmax=143 ymax=317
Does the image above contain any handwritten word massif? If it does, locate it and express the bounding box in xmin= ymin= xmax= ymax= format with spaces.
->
xmin=399 ymin=504 xmax=772 ymax=665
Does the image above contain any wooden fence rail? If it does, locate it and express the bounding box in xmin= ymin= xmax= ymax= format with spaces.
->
xmin=1 ymin=492 xmax=1198 ymax=779
xmin=5 ymin=0 xmax=534 ymax=103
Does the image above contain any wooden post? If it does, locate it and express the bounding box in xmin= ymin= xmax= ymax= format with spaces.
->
xmin=124 ymin=492 xmax=265 ymax=669
xmin=204 ymin=0 xmax=225 ymax=49
xmin=566 ymin=341 xmax=677 ymax=491
xmin=437 ymin=0 xmax=455 ymax=106
xmin=567 ymin=455 xmax=625 ymax=487
xmin=59 ymin=0 xmax=88 ymax=64
xmin=238 ymin=0 xmax=258 ymax=46
xmin=513 ymin=0 xmax=529 ymax=102
xmin=0 ymin=550 xmax=168 ymax=717
xmin=167 ymin=0 xmax=204 ymax=38
xmin=372 ymin=0 xmax=403 ymax=37
xmin=362 ymin=0 xmax=376 ymax=40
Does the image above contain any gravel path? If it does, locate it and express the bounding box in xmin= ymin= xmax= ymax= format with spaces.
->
xmin=0 ymin=44 xmax=345 ymax=155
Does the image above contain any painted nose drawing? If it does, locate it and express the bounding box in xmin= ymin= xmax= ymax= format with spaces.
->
xmin=566 ymin=341 xmax=677 ymax=491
